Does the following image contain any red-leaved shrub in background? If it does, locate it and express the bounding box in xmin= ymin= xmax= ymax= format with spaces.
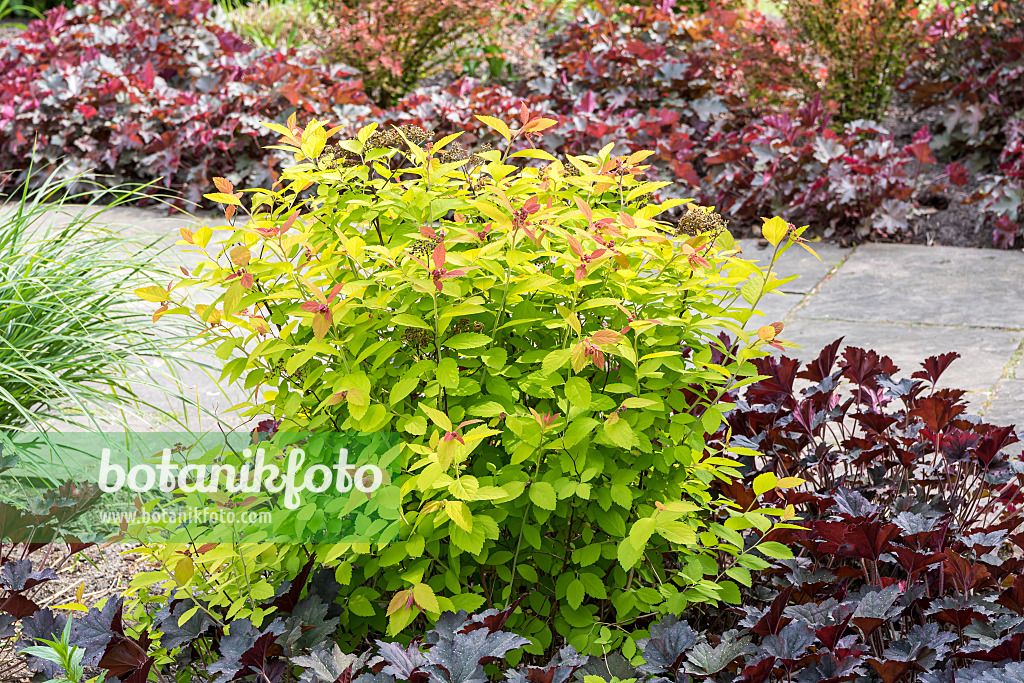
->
xmin=354 ymin=5 xmax=935 ymax=240
xmin=902 ymin=1 xmax=1024 ymax=248
xmin=312 ymin=0 xmax=537 ymax=107
xmin=705 ymin=99 xmax=936 ymax=239
xmin=362 ymin=5 xmax=744 ymax=186
xmin=1 ymin=0 xmax=948 ymax=240
xmin=0 ymin=0 xmax=376 ymax=206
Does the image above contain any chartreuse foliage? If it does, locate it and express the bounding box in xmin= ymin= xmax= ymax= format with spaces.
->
xmin=135 ymin=114 xmax=812 ymax=657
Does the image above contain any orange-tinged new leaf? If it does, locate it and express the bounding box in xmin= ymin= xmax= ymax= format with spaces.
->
xmin=312 ymin=312 xmax=330 ymax=340
xmin=522 ymin=117 xmax=558 ymax=134
xmin=757 ymin=325 xmax=777 ymax=341
xmin=179 ymin=227 xmax=194 ymax=244
xmin=566 ymin=234 xmax=584 ymax=258
xmin=230 ymin=245 xmax=251 ymax=267
xmin=387 ymin=589 xmax=412 ymax=616
xmin=474 ymin=115 xmax=512 ymax=141
xmin=212 ymin=177 xmax=233 ymax=194
xmin=573 ymin=196 xmax=593 ymax=221
xmin=590 ymin=329 xmax=624 ymax=345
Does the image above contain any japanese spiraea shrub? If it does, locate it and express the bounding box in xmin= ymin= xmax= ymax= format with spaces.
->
xmin=139 ymin=111 xmax=814 ymax=657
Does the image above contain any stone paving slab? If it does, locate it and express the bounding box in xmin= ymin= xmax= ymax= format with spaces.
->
xmin=986 ymin=380 xmax=1024 ymax=426
xmin=798 ymin=243 xmax=1024 ymax=329
xmin=745 ymin=291 xmax=805 ymax=329
xmin=738 ymin=239 xmax=850 ymax=294
xmin=777 ymin=319 xmax=1022 ymax=394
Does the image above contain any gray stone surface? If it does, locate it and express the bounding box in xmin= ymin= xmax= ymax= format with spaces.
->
xmin=738 ymin=239 xmax=850 ymax=294
xmin=777 ymin=319 xmax=1022 ymax=393
xmin=745 ymin=290 xmax=805 ymax=329
xmin=986 ymin=379 xmax=1024 ymax=426
xmin=799 ymin=243 xmax=1024 ymax=328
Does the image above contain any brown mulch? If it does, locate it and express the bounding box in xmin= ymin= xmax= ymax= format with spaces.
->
xmin=0 ymin=544 xmax=149 ymax=682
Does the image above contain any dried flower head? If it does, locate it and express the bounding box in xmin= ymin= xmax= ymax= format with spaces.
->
xmin=466 ymin=143 xmax=493 ymax=172
xmin=438 ymin=142 xmax=468 ymax=164
xmin=366 ymin=125 xmax=433 ymax=150
xmin=409 ymin=235 xmax=442 ymax=256
xmin=317 ymin=143 xmax=362 ymax=169
xmin=402 ymin=327 xmax=433 ymax=351
xmin=676 ymin=204 xmax=728 ymax=237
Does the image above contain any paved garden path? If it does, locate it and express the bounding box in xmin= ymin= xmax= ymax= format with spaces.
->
xmin=9 ymin=203 xmax=1022 ymax=429
xmin=740 ymin=238 xmax=1024 ymax=424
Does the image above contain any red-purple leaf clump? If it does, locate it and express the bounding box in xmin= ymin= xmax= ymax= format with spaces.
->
xmin=903 ymin=1 xmax=1024 ymax=248
xmin=0 ymin=0 xmax=373 ymax=207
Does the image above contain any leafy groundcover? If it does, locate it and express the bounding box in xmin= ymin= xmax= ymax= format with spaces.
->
xmin=5 ymin=340 xmax=1024 ymax=682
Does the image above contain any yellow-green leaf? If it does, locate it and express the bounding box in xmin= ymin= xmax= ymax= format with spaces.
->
xmin=204 ymin=192 xmax=241 ymax=206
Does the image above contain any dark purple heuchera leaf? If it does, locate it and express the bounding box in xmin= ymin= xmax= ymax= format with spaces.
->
xmin=0 ymin=559 xmax=57 ymax=591
xmin=0 ymin=614 xmax=15 ymax=639
xmin=294 ymin=644 xmax=370 ymax=683
xmin=797 ymin=338 xmax=844 ymax=383
xmin=98 ymin=633 xmax=152 ymax=680
xmin=636 ymin=616 xmax=697 ymax=675
xmin=750 ymin=587 xmax=794 ymax=636
xmin=746 ymin=356 xmax=801 ymax=407
xmin=811 ymin=610 xmax=854 ymax=653
xmin=851 ymin=585 xmax=903 ymax=638
xmin=955 ymin=633 xmax=1024 ymax=663
xmin=74 ymin=596 xmax=124 ymax=666
xmin=19 ymin=609 xmax=68 ymax=678
xmin=976 ymin=426 xmax=1020 ymax=467
xmin=427 ymin=598 xmax=526 ymax=645
xmin=207 ymin=617 xmax=287 ymax=683
xmin=866 ymin=658 xmax=925 ymax=683
xmin=683 ymin=634 xmax=755 ymax=676
xmin=423 ymin=628 xmax=530 ymax=683
xmin=738 ymin=655 xmax=776 ymax=683
xmin=911 ymin=395 xmax=966 ymax=433
xmin=927 ymin=596 xmax=993 ymax=630
xmin=840 ymin=347 xmax=898 ymax=391
xmin=19 ymin=608 xmax=66 ymax=641
xmin=998 ymin=576 xmax=1024 ymax=615
xmin=0 ymin=592 xmax=39 ymax=618
xmin=942 ymin=550 xmax=993 ymax=593
xmin=883 ymin=622 xmax=957 ymax=669
xmin=971 ymin=661 xmax=1024 ymax=682
xmin=912 ymin=352 xmax=961 ymax=385
xmin=278 ymin=595 xmax=340 ymax=651
xmin=504 ymin=646 xmax=586 ymax=683
xmin=830 ymin=489 xmax=878 ymax=519
xmin=794 ymin=654 xmax=863 ymax=683
xmin=262 ymin=553 xmax=317 ymax=615
xmin=377 ymin=640 xmax=429 ymax=682
xmin=761 ymin=622 xmax=815 ymax=664
xmin=154 ymin=597 xmax=216 ymax=651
